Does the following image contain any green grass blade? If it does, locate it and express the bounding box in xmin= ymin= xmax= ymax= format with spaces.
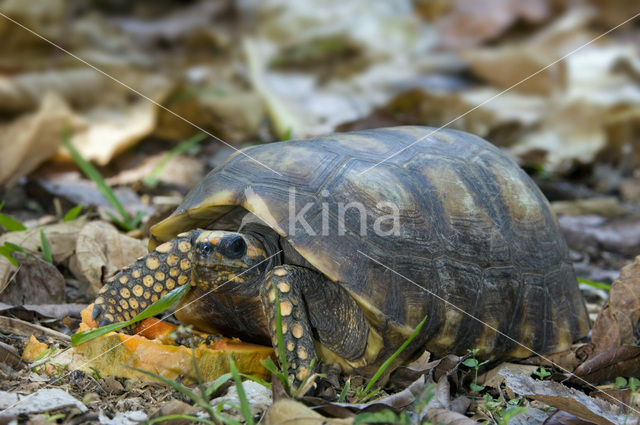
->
xmin=229 ymin=356 xmax=255 ymax=425
xmin=259 ymin=357 xmax=289 ymax=391
xmin=273 ymin=291 xmax=289 ymax=390
xmin=0 ymin=242 xmax=25 ymax=266
xmin=63 ymin=205 xmax=83 ymax=221
xmin=3 ymin=242 xmax=24 ymax=252
xmin=362 ymin=315 xmax=428 ymax=395
xmin=338 ymin=379 xmax=350 ymax=402
xmin=354 ymin=410 xmax=402 ymax=425
xmin=577 ymin=277 xmax=610 ymax=291
xmin=127 ymin=365 xmax=201 ymax=402
xmin=40 ymin=230 xmax=53 ymax=264
xmin=240 ymin=373 xmax=271 ymax=390
xmin=205 ymin=372 xmax=233 ymax=398
xmin=143 ymin=133 xmax=207 ymax=187
xmin=0 ymin=245 xmax=18 ymax=266
xmin=62 ymin=131 xmax=134 ymax=227
xmin=71 ymin=283 xmax=190 ymax=346
xmin=0 ymin=201 xmax=26 ymax=231
xmin=105 ymin=211 xmax=135 ymax=232
xmin=147 ymin=415 xmax=216 ymax=425
xmin=131 ymin=211 xmax=145 ymax=228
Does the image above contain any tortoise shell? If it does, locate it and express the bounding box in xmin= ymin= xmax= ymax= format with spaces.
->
xmin=151 ymin=126 xmax=589 ymax=359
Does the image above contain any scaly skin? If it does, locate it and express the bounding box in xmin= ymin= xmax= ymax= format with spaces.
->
xmin=260 ymin=265 xmax=317 ymax=385
xmin=92 ymin=228 xmax=378 ymax=391
xmin=92 ymin=232 xmax=195 ymax=326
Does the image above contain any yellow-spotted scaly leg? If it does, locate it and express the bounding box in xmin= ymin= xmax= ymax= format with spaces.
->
xmin=261 ymin=265 xmax=372 ymax=390
xmin=91 ymin=231 xmax=198 ymax=328
xmin=260 ymin=265 xmax=317 ymax=388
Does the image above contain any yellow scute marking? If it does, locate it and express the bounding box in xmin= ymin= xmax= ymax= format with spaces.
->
xmin=243 ymin=188 xmax=285 ymax=235
xmin=495 ymin=171 xmax=544 ymax=223
xmin=155 ymin=242 xmax=173 ymax=253
xmin=422 ymin=165 xmax=492 ymax=230
xmin=432 ymin=309 xmax=463 ymax=350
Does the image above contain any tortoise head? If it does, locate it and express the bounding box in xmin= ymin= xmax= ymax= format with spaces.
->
xmin=191 ymin=230 xmax=269 ymax=292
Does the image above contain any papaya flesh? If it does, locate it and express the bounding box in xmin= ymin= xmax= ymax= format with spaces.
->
xmin=72 ymin=304 xmax=274 ymax=384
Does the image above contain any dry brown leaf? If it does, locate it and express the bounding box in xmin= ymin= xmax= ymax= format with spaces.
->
xmin=591 ymin=388 xmax=639 ymax=412
xmin=0 ymin=303 xmax=85 ymax=320
xmin=437 ymin=0 xmax=551 ymax=48
xmin=545 ymin=410 xmax=600 ymax=425
xmin=591 ymin=256 xmax=640 ymax=353
xmin=521 ymin=343 xmax=593 ymax=373
xmin=0 ymin=253 xmax=64 ymax=305
xmin=105 ymin=153 xmax=205 ymax=188
xmin=479 ymin=363 xmax=539 ymax=389
xmin=459 ymin=7 xmax=594 ymax=94
xmin=460 ymin=45 xmax=566 ymax=95
xmin=501 ymin=370 xmax=635 ymax=425
xmin=509 ymin=42 xmax=640 ymax=172
xmin=0 ymin=219 xmax=86 ymax=291
xmin=425 ymin=407 xmax=479 ymax=425
xmin=509 ymin=99 xmax=608 ymax=173
xmin=0 ymin=340 xmax=24 ymax=371
xmin=109 ymin=1 xmax=229 ymax=43
xmin=70 ymin=221 xmax=147 ymax=296
xmin=266 ymin=399 xmax=354 ymax=425
xmin=589 ymin=0 xmax=640 ymax=27
xmin=153 ymin=85 xmax=264 ymax=142
xmin=0 ymin=69 xmax=108 ymax=114
xmin=0 ymin=316 xmax=70 ymax=345
xmin=551 ymin=198 xmax=626 ymax=218
xmin=573 ymin=346 xmax=640 ymax=386
xmin=52 ymin=73 xmax=173 ymax=165
xmin=0 ymin=92 xmax=84 ymax=187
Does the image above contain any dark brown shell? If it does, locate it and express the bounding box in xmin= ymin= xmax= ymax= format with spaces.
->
xmin=151 ymin=126 xmax=589 ymax=359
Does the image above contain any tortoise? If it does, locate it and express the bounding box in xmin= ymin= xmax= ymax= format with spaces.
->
xmin=91 ymin=126 xmax=590 ymax=386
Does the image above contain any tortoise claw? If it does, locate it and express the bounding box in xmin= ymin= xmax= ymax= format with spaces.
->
xmin=98 ymin=317 xmax=112 ymax=328
xmin=91 ymin=305 xmax=103 ymax=321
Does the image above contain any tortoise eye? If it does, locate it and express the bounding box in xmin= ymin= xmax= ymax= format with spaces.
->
xmin=198 ymin=242 xmax=214 ymax=258
xmin=219 ymin=235 xmax=247 ymax=259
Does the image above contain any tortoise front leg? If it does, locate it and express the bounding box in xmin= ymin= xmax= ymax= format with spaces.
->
xmin=260 ymin=265 xmax=370 ymax=389
xmin=260 ymin=265 xmax=317 ymax=388
xmin=92 ymin=231 xmax=197 ymax=327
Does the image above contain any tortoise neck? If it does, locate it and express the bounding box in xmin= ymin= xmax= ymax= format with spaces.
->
xmin=241 ymin=223 xmax=282 ymax=271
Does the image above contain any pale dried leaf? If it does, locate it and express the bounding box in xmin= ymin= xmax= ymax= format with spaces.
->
xmin=479 ymin=363 xmax=539 ymax=389
xmin=461 ymin=45 xmax=566 ymax=94
xmin=110 ymin=1 xmax=229 ymax=43
xmin=459 ymin=8 xmax=595 ymax=94
xmin=70 ymin=221 xmax=147 ymax=295
xmin=0 ymin=68 xmax=108 ymax=114
xmin=265 ymin=399 xmax=354 ymax=425
xmin=0 ymin=388 xmax=86 ymax=416
xmin=0 ymin=92 xmax=84 ymax=186
xmin=501 ymin=370 xmax=635 ymax=425
xmin=105 ymin=153 xmax=205 ymax=188
xmin=53 ymin=74 xmax=173 ymax=165
xmin=437 ymin=0 xmax=551 ymax=48
xmin=244 ymin=38 xmax=304 ymax=139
